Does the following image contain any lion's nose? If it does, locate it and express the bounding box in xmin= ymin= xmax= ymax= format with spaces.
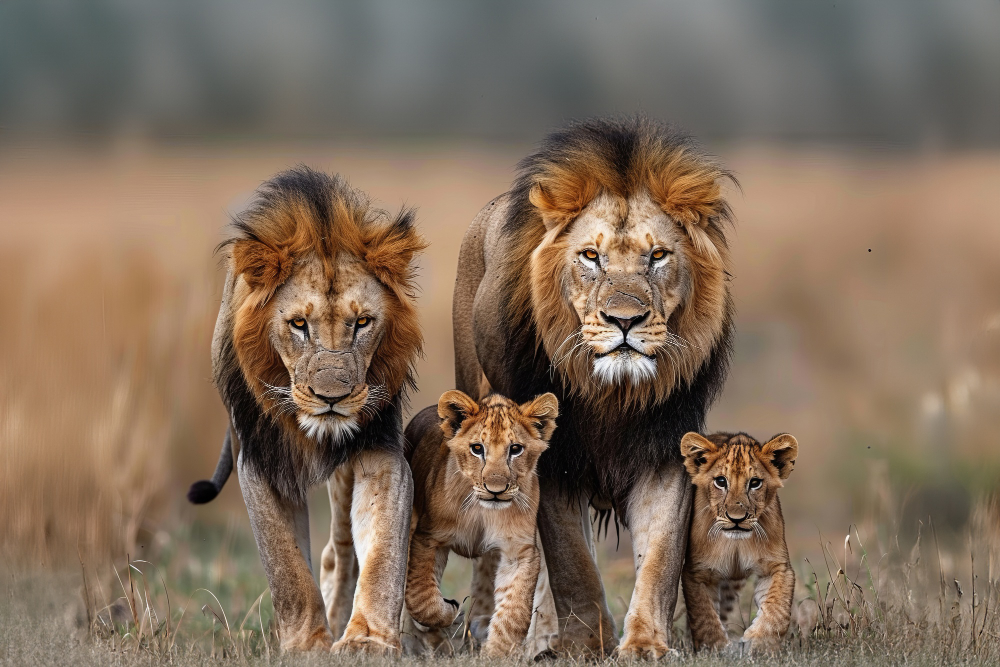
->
xmin=725 ymin=511 xmax=749 ymax=524
xmin=311 ymin=388 xmax=351 ymax=405
xmin=484 ymin=480 xmax=509 ymax=495
xmin=601 ymin=310 xmax=649 ymax=334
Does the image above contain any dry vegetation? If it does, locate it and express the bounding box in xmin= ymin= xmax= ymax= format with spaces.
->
xmin=1 ymin=143 xmax=999 ymax=663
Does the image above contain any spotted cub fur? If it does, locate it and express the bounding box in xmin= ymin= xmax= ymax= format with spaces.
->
xmin=680 ymin=431 xmax=799 ymax=653
xmin=403 ymin=391 xmax=558 ymax=657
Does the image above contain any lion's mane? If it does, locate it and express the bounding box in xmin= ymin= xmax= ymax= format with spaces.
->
xmin=215 ymin=167 xmax=425 ymax=502
xmin=489 ymin=117 xmax=735 ymax=512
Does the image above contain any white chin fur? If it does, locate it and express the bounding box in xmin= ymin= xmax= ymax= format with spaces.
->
xmin=723 ymin=530 xmax=753 ymax=540
xmin=478 ymin=500 xmax=512 ymax=510
xmin=592 ymin=351 xmax=657 ymax=385
xmin=297 ymin=412 xmax=359 ymax=442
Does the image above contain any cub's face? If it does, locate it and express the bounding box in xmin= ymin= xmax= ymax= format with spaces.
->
xmin=680 ymin=432 xmax=798 ymax=541
xmin=264 ymin=253 xmax=392 ymax=441
xmin=437 ymin=391 xmax=558 ymax=510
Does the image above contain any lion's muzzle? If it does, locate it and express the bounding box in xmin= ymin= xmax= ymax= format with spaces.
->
xmin=303 ymin=350 xmax=361 ymax=404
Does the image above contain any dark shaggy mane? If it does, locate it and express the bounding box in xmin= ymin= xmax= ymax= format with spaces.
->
xmin=485 ymin=116 xmax=736 ymax=518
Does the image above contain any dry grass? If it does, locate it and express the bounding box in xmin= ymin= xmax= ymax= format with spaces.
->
xmin=1 ymin=142 xmax=999 ymax=663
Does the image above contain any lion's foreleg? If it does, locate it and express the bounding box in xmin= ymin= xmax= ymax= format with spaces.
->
xmin=742 ymin=563 xmax=794 ymax=653
xmin=482 ymin=542 xmax=541 ymax=657
xmin=682 ymin=566 xmax=728 ymax=651
xmin=618 ymin=461 xmax=692 ymax=659
xmin=405 ymin=532 xmax=458 ymax=629
xmin=468 ymin=550 xmax=499 ymax=641
xmin=332 ymin=449 xmax=412 ymax=654
xmin=320 ymin=465 xmax=357 ymax=640
xmin=237 ymin=456 xmax=332 ymax=651
xmin=536 ymin=481 xmax=617 ymax=656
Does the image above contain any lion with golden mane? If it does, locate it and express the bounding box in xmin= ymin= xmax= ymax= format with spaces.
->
xmin=188 ymin=167 xmax=425 ymax=653
xmin=453 ymin=117 xmax=734 ymax=657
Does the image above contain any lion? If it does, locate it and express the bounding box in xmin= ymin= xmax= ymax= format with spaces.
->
xmin=186 ymin=167 xmax=425 ymax=653
xmin=452 ymin=116 xmax=735 ymax=657
xmin=679 ymin=431 xmax=798 ymax=653
xmin=403 ymin=390 xmax=558 ymax=657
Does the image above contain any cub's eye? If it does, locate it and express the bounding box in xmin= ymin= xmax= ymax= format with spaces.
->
xmin=290 ymin=318 xmax=308 ymax=333
xmin=470 ymin=443 xmax=484 ymax=456
xmin=651 ymin=248 xmax=669 ymax=262
xmin=748 ymin=478 xmax=763 ymax=490
xmin=356 ymin=316 xmax=370 ymax=328
xmin=581 ymin=249 xmax=599 ymax=262
xmin=509 ymin=444 xmax=524 ymax=456
xmin=713 ymin=476 xmax=728 ymax=490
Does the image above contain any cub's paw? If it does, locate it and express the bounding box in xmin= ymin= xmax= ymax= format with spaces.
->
xmin=614 ymin=637 xmax=676 ymax=660
xmin=331 ymin=633 xmax=401 ymax=655
xmin=740 ymin=635 xmax=782 ymax=655
xmin=410 ymin=597 xmax=461 ymax=630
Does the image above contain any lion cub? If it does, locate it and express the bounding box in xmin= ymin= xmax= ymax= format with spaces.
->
xmin=403 ymin=390 xmax=558 ymax=657
xmin=679 ymin=431 xmax=799 ymax=654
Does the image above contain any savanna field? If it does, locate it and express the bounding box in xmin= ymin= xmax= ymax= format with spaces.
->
xmin=2 ymin=143 xmax=999 ymax=665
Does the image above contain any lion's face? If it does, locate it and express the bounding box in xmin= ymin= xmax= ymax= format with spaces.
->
xmin=680 ymin=432 xmax=798 ymax=541
xmin=559 ymin=191 xmax=690 ymax=385
xmin=266 ymin=253 xmax=392 ymax=441
xmin=437 ymin=391 xmax=557 ymax=510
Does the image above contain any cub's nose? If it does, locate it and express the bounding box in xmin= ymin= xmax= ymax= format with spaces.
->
xmin=484 ymin=480 xmax=510 ymax=496
xmin=725 ymin=511 xmax=749 ymax=524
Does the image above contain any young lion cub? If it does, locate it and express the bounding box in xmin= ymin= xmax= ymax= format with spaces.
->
xmin=679 ymin=431 xmax=799 ymax=654
xmin=404 ymin=390 xmax=558 ymax=657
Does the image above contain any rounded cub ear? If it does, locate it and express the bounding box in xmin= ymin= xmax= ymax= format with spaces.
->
xmin=519 ymin=392 xmax=559 ymax=441
xmin=761 ymin=434 xmax=798 ymax=480
xmin=679 ymin=432 xmax=718 ymax=477
xmin=437 ymin=390 xmax=479 ymax=438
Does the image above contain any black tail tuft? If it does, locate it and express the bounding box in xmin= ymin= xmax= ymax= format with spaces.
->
xmin=187 ymin=480 xmax=220 ymax=504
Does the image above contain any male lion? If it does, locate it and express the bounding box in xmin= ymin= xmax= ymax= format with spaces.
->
xmin=453 ymin=117 xmax=734 ymax=657
xmin=188 ymin=167 xmax=425 ymax=653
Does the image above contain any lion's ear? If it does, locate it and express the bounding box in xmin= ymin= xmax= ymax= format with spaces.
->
xmin=232 ymin=239 xmax=294 ymax=293
xmin=761 ymin=434 xmax=798 ymax=480
xmin=519 ymin=392 xmax=559 ymax=442
xmin=680 ymin=432 xmax=718 ymax=477
xmin=438 ymin=390 xmax=479 ymax=438
xmin=364 ymin=209 xmax=427 ymax=290
xmin=529 ymin=174 xmax=598 ymax=232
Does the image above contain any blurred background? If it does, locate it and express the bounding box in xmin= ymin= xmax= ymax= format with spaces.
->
xmin=2 ymin=0 xmax=999 ymax=635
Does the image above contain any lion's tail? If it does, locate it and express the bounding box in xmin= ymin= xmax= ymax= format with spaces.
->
xmin=187 ymin=427 xmax=234 ymax=504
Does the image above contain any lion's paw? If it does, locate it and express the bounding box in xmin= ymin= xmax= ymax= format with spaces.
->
xmin=614 ymin=637 xmax=677 ymax=661
xmin=331 ymin=633 xmax=401 ymax=655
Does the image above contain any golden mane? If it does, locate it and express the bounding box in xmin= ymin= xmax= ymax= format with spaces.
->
xmin=507 ymin=117 xmax=735 ymax=409
xmin=222 ymin=168 xmax=426 ymax=417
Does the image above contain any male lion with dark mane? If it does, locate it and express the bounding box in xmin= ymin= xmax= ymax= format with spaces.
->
xmin=453 ymin=117 xmax=734 ymax=657
xmin=188 ymin=167 xmax=425 ymax=653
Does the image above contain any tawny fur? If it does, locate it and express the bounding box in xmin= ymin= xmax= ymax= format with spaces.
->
xmin=680 ymin=432 xmax=799 ymax=654
xmin=404 ymin=392 xmax=558 ymax=657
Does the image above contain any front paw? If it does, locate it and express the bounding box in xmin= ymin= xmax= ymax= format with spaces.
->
xmin=331 ymin=632 xmax=401 ymax=655
xmin=409 ymin=597 xmax=460 ymax=630
xmin=740 ymin=634 xmax=782 ymax=655
xmin=614 ymin=636 xmax=676 ymax=660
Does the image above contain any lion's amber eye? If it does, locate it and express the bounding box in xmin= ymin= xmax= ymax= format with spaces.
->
xmin=470 ymin=443 xmax=484 ymax=456
xmin=651 ymin=248 xmax=667 ymax=261
xmin=509 ymin=444 xmax=523 ymax=456
xmin=291 ymin=318 xmax=307 ymax=329
xmin=582 ymin=249 xmax=599 ymax=262
xmin=356 ymin=316 xmax=370 ymax=328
